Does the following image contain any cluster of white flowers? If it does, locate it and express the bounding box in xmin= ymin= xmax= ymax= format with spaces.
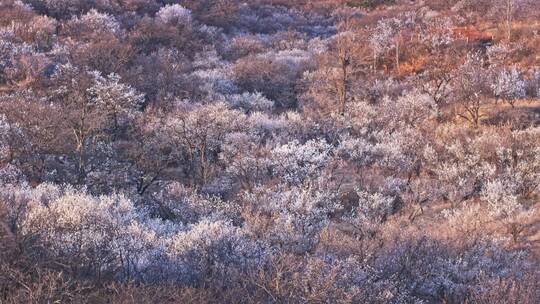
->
xmin=337 ymin=134 xmax=376 ymax=167
xmin=164 ymin=219 xmax=260 ymax=282
xmin=383 ymin=237 xmax=530 ymax=301
xmin=156 ymin=4 xmax=192 ymax=26
xmin=50 ymin=62 xmax=81 ymax=94
xmin=0 ymin=114 xmax=13 ymax=161
xmin=0 ymin=163 xmax=24 ymax=184
xmin=452 ymin=52 xmax=490 ymax=96
xmin=271 ymin=139 xmax=332 ymax=185
xmin=491 ymin=66 xmax=526 ymax=102
xmin=429 ymin=125 xmax=540 ymax=212
xmin=243 ymin=183 xmax=341 ymax=253
xmin=532 ymin=70 xmax=540 ymax=98
xmin=423 ymin=17 xmax=454 ymax=50
xmin=166 ymin=102 xmax=246 ymax=153
xmin=226 ymin=91 xmax=274 ymax=113
xmin=496 ymin=127 xmax=540 ymax=198
xmin=68 ymin=9 xmax=122 ymax=37
xmin=153 ymin=181 xmax=241 ymax=224
xmin=219 ymin=132 xmax=272 ymax=187
xmin=258 ymin=49 xmax=312 ymax=68
xmin=247 ymin=112 xmax=289 ymax=137
xmin=434 ymin=141 xmax=495 ymax=203
xmin=6 ymin=183 xmax=260 ymax=283
xmin=87 ymin=71 xmax=145 ymax=125
xmin=22 ymin=186 xmax=138 ymax=266
xmin=374 ymin=126 xmax=426 ymax=175
xmin=380 ymin=90 xmax=437 ymax=128
xmin=486 ymin=43 xmax=512 ymax=65
xmin=192 ymin=49 xmax=224 ymax=70
xmin=28 ymin=15 xmax=58 ymax=35
xmin=0 ymin=34 xmax=35 ymax=81
xmin=480 ymin=178 xmax=521 ymax=217
xmin=347 ymin=190 xmax=395 ymax=225
xmin=369 ymin=18 xmax=401 ymax=55
xmin=191 ymin=67 xmax=238 ymax=99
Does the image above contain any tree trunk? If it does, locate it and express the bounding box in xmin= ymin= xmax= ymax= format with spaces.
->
xmin=77 ymin=142 xmax=86 ymax=184
xmin=373 ymin=50 xmax=377 ymax=71
xmin=506 ymin=0 xmax=513 ymax=42
xmin=338 ymin=55 xmax=350 ymax=115
xmin=395 ymin=39 xmax=400 ymax=74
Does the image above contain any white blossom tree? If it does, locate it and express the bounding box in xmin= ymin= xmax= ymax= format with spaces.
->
xmin=451 ymin=53 xmax=491 ymax=127
xmin=87 ymin=72 xmax=144 ymax=133
xmin=156 ymin=4 xmax=192 ymax=26
xmin=66 ymin=9 xmax=122 ymax=41
xmin=165 ymin=102 xmax=246 ymax=185
xmin=491 ymin=66 xmax=526 ymax=107
xmin=271 ymin=139 xmax=332 ymax=186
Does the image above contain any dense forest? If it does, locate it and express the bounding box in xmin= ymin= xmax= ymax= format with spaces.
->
xmin=0 ymin=0 xmax=539 ymax=302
